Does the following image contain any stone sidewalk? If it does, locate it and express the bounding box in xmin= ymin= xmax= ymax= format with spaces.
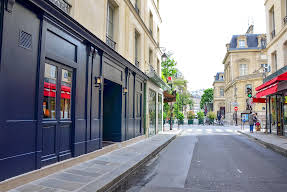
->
xmin=5 ymin=130 xmax=181 ymax=192
xmin=238 ymin=129 xmax=287 ymax=157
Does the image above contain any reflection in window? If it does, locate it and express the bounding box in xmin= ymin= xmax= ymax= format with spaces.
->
xmin=43 ymin=63 xmax=57 ymax=119
xmin=61 ymin=69 xmax=72 ymax=119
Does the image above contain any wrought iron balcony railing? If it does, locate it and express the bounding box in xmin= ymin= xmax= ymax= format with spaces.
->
xmin=49 ymin=0 xmax=71 ymax=14
xmin=271 ymin=29 xmax=276 ymax=39
xmin=106 ymin=36 xmax=116 ymax=50
xmin=284 ymin=16 xmax=287 ymax=26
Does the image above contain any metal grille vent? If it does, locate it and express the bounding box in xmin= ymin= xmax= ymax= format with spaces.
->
xmin=19 ymin=31 xmax=32 ymax=49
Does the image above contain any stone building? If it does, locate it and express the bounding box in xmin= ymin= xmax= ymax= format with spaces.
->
xmin=255 ymin=0 xmax=287 ymax=136
xmin=223 ymin=26 xmax=267 ymax=125
xmin=213 ymin=72 xmax=225 ymax=118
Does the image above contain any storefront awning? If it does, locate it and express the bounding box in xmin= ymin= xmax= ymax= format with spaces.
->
xmin=256 ymin=71 xmax=287 ymax=98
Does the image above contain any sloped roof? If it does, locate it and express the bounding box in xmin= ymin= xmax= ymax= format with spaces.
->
xmin=229 ymin=34 xmax=265 ymax=50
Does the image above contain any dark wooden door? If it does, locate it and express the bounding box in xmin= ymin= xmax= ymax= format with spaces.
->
xmin=41 ymin=61 xmax=74 ymax=166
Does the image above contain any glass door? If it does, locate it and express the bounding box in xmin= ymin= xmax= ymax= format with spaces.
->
xmin=41 ymin=61 xmax=74 ymax=166
xmin=149 ymin=89 xmax=156 ymax=136
xmin=158 ymin=94 xmax=163 ymax=133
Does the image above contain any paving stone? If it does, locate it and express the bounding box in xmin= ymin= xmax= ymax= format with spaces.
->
xmin=65 ymin=169 xmax=102 ymax=178
xmin=35 ymin=179 xmax=83 ymax=191
xmin=49 ymin=172 xmax=94 ymax=183
xmin=17 ymin=184 xmax=44 ymax=192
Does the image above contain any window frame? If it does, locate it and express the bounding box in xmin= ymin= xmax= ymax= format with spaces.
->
xmin=220 ymin=88 xmax=224 ymax=97
xmin=239 ymin=64 xmax=248 ymax=76
xmin=106 ymin=2 xmax=114 ymax=39
xmin=238 ymin=40 xmax=245 ymax=48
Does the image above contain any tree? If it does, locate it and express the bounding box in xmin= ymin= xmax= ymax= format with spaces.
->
xmin=161 ymin=57 xmax=178 ymax=82
xmin=200 ymin=88 xmax=214 ymax=109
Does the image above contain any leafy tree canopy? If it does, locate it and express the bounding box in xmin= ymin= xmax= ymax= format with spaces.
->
xmin=200 ymin=88 xmax=214 ymax=109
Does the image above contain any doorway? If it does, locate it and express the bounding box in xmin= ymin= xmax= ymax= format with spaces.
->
xmin=103 ymin=79 xmax=122 ymax=147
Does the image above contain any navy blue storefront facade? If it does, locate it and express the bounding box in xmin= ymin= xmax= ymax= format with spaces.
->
xmin=0 ymin=0 xmax=147 ymax=181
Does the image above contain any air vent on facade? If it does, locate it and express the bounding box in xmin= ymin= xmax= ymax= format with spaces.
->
xmin=19 ymin=31 xmax=32 ymax=49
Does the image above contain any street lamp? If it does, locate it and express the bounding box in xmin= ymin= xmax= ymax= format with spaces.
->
xmin=161 ymin=52 xmax=168 ymax=62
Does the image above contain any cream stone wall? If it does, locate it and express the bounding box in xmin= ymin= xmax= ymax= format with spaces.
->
xmin=68 ymin=0 xmax=162 ymax=75
xmin=224 ymin=50 xmax=267 ymax=125
xmin=213 ymin=80 xmax=225 ymax=115
xmin=265 ymin=0 xmax=287 ymax=72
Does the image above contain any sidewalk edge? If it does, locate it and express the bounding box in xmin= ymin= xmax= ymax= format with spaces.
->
xmin=238 ymin=131 xmax=287 ymax=157
xmin=101 ymin=130 xmax=182 ymax=192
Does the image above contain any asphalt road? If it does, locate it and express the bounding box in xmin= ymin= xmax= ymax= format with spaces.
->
xmin=124 ymin=125 xmax=287 ymax=192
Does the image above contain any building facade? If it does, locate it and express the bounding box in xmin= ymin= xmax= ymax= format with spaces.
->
xmin=213 ymin=72 xmax=225 ymax=118
xmin=223 ymin=27 xmax=267 ymax=125
xmin=191 ymin=89 xmax=204 ymax=114
xmin=255 ymin=0 xmax=287 ymax=136
xmin=0 ymin=0 xmax=164 ymax=181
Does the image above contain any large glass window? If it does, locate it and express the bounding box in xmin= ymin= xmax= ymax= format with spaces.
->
xmin=284 ymin=94 xmax=287 ymax=136
xmin=43 ymin=63 xmax=57 ymax=119
xmin=239 ymin=64 xmax=248 ymax=76
xmin=60 ymin=69 xmax=72 ymax=119
xmin=43 ymin=63 xmax=73 ymax=120
xmin=270 ymin=96 xmax=277 ymax=134
xmin=158 ymin=94 xmax=163 ymax=132
xmin=149 ymin=90 xmax=156 ymax=136
xmin=106 ymin=2 xmax=114 ymax=39
xmin=220 ymin=88 xmax=224 ymax=97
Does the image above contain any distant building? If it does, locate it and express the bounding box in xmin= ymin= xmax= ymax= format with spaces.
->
xmin=213 ymin=72 xmax=225 ymax=118
xmin=223 ymin=25 xmax=267 ymax=125
xmin=191 ymin=89 xmax=204 ymax=114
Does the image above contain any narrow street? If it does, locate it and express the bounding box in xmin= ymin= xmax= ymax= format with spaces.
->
xmin=125 ymin=125 xmax=287 ymax=192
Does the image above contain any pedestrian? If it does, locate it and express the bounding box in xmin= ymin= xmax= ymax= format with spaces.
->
xmin=249 ymin=113 xmax=255 ymax=133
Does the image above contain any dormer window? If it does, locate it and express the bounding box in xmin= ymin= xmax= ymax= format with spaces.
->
xmin=239 ymin=40 xmax=245 ymax=48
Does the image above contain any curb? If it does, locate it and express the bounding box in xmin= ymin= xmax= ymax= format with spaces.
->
xmin=102 ymin=130 xmax=183 ymax=192
xmin=238 ymin=131 xmax=287 ymax=157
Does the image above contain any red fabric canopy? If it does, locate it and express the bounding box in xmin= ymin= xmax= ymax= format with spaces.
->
xmin=44 ymin=82 xmax=71 ymax=99
xmin=256 ymin=83 xmax=278 ymax=98
xmin=256 ymin=71 xmax=287 ymax=91
xmin=255 ymin=71 xmax=287 ymax=98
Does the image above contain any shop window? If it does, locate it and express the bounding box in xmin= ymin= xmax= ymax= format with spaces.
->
xmin=43 ymin=63 xmax=73 ymax=120
xmin=149 ymin=89 xmax=156 ymax=136
xmin=43 ymin=63 xmax=57 ymax=119
xmin=60 ymin=69 xmax=72 ymax=119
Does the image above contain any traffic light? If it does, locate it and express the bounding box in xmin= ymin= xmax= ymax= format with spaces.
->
xmin=247 ymin=88 xmax=252 ymax=98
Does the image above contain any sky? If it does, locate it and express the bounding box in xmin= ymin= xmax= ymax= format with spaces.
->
xmin=160 ymin=0 xmax=266 ymax=91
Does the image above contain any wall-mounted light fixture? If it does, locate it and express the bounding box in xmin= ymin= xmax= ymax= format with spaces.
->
xmin=95 ymin=76 xmax=102 ymax=87
xmin=123 ymin=87 xmax=128 ymax=94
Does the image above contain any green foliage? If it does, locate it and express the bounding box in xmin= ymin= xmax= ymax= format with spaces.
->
xmin=161 ymin=58 xmax=178 ymax=80
xmin=200 ymin=88 xmax=214 ymax=109
xmin=197 ymin=111 xmax=205 ymax=120
xmin=177 ymin=112 xmax=184 ymax=121
xmin=187 ymin=111 xmax=195 ymax=120
xmin=163 ymin=112 xmax=167 ymax=120
xmin=207 ymin=111 xmax=216 ymax=121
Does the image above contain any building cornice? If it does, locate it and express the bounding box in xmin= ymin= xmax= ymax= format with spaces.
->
xmin=225 ymin=73 xmax=264 ymax=90
xmin=223 ymin=48 xmax=264 ymax=64
xmin=151 ymin=0 xmax=162 ymax=23
xmin=124 ymin=0 xmax=159 ymax=49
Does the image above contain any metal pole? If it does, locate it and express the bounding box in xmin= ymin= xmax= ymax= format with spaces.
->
xmin=235 ymin=111 xmax=238 ymax=126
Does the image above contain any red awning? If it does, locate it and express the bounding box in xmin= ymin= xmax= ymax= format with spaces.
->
xmin=252 ymin=98 xmax=266 ymax=103
xmin=256 ymin=71 xmax=287 ymax=91
xmin=256 ymin=83 xmax=278 ymax=98
xmin=44 ymin=82 xmax=71 ymax=99
xmin=255 ymin=71 xmax=287 ymax=98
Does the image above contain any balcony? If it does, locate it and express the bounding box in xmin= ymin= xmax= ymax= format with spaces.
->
xmin=49 ymin=0 xmax=71 ymax=14
xmin=106 ymin=36 xmax=116 ymax=50
xmin=271 ymin=29 xmax=276 ymax=39
xmin=284 ymin=16 xmax=287 ymax=26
